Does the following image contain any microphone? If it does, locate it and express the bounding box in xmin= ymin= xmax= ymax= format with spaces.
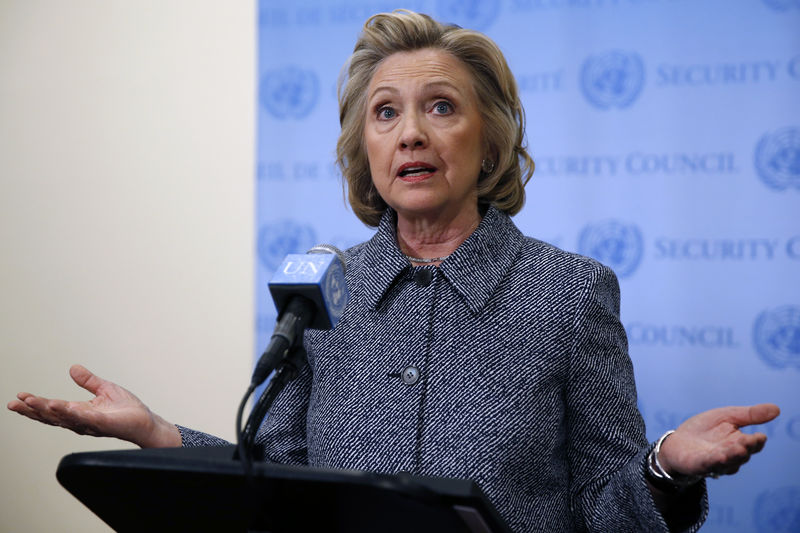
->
xmin=250 ymin=244 xmax=348 ymax=387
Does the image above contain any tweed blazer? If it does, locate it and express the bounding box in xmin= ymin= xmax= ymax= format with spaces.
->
xmin=179 ymin=206 xmax=707 ymax=532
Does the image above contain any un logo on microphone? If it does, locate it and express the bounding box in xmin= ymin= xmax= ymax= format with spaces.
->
xmin=259 ymin=66 xmax=319 ymax=120
xmin=580 ymin=51 xmax=645 ymax=110
xmin=578 ymin=220 xmax=644 ymax=278
xmin=753 ymin=306 xmax=800 ymax=370
xmin=324 ymin=258 xmax=348 ymax=319
xmin=753 ymin=486 xmax=800 ymax=533
xmin=436 ymin=0 xmax=501 ymax=30
xmin=754 ymin=127 xmax=800 ymax=191
xmin=761 ymin=0 xmax=800 ymax=10
xmin=258 ymin=220 xmax=317 ymax=273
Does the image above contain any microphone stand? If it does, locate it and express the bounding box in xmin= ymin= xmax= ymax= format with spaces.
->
xmin=234 ymin=295 xmax=315 ymax=471
xmin=234 ymin=345 xmax=308 ymax=477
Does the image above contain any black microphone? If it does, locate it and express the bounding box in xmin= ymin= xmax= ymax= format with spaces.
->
xmin=250 ymin=244 xmax=348 ymax=387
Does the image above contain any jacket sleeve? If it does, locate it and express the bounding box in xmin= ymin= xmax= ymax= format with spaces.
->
xmin=176 ymin=425 xmax=232 ymax=447
xmin=565 ymin=261 xmax=708 ymax=532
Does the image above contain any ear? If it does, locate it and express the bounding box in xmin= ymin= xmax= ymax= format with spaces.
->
xmin=482 ymin=136 xmax=498 ymax=167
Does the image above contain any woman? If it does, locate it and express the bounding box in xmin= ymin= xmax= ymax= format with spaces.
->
xmin=8 ymin=10 xmax=779 ymax=532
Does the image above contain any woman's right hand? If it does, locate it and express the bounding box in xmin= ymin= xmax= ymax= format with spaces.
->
xmin=7 ymin=364 xmax=182 ymax=448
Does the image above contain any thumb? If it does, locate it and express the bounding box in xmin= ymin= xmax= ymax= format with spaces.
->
xmin=69 ymin=364 xmax=106 ymax=396
xmin=721 ymin=403 xmax=781 ymax=428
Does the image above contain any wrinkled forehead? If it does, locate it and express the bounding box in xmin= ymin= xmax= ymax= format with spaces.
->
xmin=366 ymin=48 xmax=478 ymax=101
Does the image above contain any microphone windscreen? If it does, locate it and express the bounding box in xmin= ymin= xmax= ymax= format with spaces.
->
xmin=268 ymin=246 xmax=349 ymax=329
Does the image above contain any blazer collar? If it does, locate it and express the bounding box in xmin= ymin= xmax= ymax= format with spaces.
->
xmin=358 ymin=205 xmax=525 ymax=315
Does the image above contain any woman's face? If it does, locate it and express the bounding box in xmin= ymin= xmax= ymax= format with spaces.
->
xmin=364 ymin=48 xmax=485 ymax=223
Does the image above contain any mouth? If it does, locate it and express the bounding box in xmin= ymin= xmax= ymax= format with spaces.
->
xmin=397 ymin=162 xmax=437 ymax=182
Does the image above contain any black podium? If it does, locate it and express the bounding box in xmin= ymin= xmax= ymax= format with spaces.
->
xmin=57 ymin=445 xmax=511 ymax=532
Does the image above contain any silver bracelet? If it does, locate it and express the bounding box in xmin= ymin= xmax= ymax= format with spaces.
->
xmin=647 ymin=430 xmax=704 ymax=489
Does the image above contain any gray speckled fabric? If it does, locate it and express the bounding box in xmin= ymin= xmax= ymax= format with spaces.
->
xmin=179 ymin=206 xmax=707 ymax=532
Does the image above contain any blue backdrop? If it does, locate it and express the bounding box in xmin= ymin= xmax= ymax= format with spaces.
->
xmin=255 ymin=1 xmax=800 ymax=531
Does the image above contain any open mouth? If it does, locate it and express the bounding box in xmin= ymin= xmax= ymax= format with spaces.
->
xmin=398 ymin=162 xmax=436 ymax=180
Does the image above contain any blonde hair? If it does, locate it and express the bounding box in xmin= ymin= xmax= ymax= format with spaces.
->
xmin=337 ymin=10 xmax=534 ymax=227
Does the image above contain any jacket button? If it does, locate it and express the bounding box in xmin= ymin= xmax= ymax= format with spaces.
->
xmin=401 ymin=366 xmax=419 ymax=385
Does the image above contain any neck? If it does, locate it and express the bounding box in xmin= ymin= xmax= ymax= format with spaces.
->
xmin=395 ymin=206 xmax=481 ymax=261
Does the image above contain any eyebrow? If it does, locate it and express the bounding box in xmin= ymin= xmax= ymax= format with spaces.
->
xmin=368 ymin=80 xmax=464 ymax=101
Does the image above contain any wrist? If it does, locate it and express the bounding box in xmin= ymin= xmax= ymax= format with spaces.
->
xmin=646 ymin=430 xmax=703 ymax=492
xmin=137 ymin=412 xmax=182 ymax=448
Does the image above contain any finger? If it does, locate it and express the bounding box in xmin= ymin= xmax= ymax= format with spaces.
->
xmin=22 ymin=394 xmax=53 ymax=410
xmin=707 ymin=435 xmax=767 ymax=475
xmin=744 ymin=434 xmax=767 ymax=455
xmin=9 ymin=396 xmax=60 ymax=426
xmin=7 ymin=398 xmax=26 ymax=412
xmin=50 ymin=400 xmax=96 ymax=424
xmin=715 ymin=403 xmax=780 ymax=428
xmin=716 ymin=448 xmax=754 ymax=476
xmin=23 ymin=395 xmax=75 ymax=425
xmin=11 ymin=404 xmax=56 ymax=425
xmin=716 ymin=463 xmax=742 ymax=476
xmin=50 ymin=402 xmax=102 ymax=436
xmin=8 ymin=393 xmax=34 ymax=410
xmin=748 ymin=403 xmax=781 ymax=425
xmin=37 ymin=397 xmax=99 ymax=434
xmin=11 ymin=394 xmax=101 ymax=436
xmin=736 ymin=430 xmax=767 ymax=447
xmin=59 ymin=400 xmax=121 ymax=438
xmin=7 ymin=398 xmax=46 ymax=422
xmin=69 ymin=364 xmax=105 ymax=395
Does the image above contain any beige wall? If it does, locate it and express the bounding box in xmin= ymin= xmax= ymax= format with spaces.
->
xmin=0 ymin=1 xmax=255 ymax=531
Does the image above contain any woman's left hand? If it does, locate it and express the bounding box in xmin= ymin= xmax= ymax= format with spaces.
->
xmin=657 ymin=403 xmax=780 ymax=479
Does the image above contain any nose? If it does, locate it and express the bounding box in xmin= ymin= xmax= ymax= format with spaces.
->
xmin=398 ymin=111 xmax=428 ymax=150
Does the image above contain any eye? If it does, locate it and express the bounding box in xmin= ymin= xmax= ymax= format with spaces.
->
xmin=432 ymin=101 xmax=453 ymax=115
xmin=377 ymin=106 xmax=396 ymax=120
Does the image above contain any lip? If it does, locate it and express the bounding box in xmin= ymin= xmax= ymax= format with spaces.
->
xmin=397 ymin=161 xmax=437 ymax=183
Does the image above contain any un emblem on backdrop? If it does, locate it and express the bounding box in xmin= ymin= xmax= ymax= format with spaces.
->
xmin=258 ymin=220 xmax=317 ymax=273
xmin=260 ymin=67 xmax=319 ymax=120
xmin=761 ymin=0 xmax=800 ymax=10
xmin=436 ymin=0 xmax=501 ymax=30
xmin=754 ymin=127 xmax=800 ymax=191
xmin=577 ymin=220 xmax=644 ymax=278
xmin=753 ymin=306 xmax=800 ymax=370
xmin=580 ymin=51 xmax=645 ymax=110
xmin=753 ymin=486 xmax=800 ymax=533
